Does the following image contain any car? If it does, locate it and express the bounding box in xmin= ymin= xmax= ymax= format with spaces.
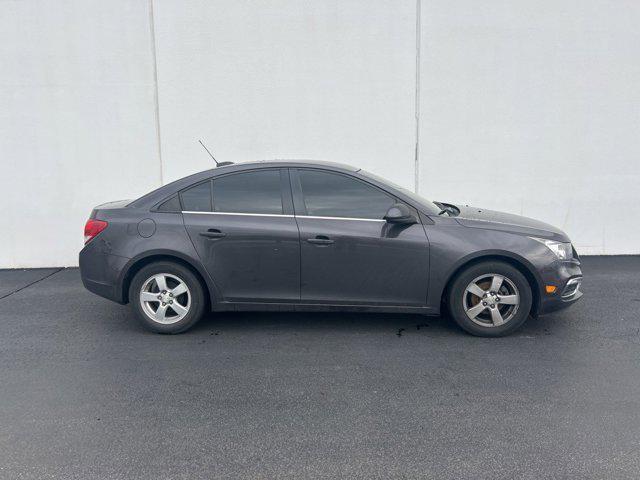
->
xmin=79 ymin=160 xmax=583 ymax=337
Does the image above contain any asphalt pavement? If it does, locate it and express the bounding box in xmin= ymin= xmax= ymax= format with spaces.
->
xmin=1 ymin=257 xmax=639 ymax=479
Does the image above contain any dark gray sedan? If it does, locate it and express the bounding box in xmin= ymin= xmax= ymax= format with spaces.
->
xmin=79 ymin=160 xmax=583 ymax=336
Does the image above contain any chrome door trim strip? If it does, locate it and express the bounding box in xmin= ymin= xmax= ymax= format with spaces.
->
xmin=297 ymin=215 xmax=385 ymax=222
xmin=183 ymin=211 xmax=385 ymax=222
xmin=183 ymin=211 xmax=295 ymax=218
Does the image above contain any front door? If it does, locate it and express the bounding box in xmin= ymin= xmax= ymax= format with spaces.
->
xmin=182 ymin=168 xmax=300 ymax=302
xmin=291 ymin=168 xmax=430 ymax=306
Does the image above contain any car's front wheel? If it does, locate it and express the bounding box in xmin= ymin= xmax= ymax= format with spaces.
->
xmin=129 ymin=261 xmax=206 ymax=334
xmin=447 ymin=261 xmax=532 ymax=337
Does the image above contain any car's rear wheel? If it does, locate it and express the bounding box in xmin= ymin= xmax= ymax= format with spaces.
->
xmin=447 ymin=261 xmax=532 ymax=337
xmin=129 ymin=261 xmax=206 ymax=334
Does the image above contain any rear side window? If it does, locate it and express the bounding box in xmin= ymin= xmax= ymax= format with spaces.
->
xmin=180 ymin=181 xmax=212 ymax=212
xmin=157 ymin=195 xmax=181 ymax=212
xmin=213 ymin=170 xmax=283 ymax=214
xmin=298 ymin=169 xmax=395 ymax=219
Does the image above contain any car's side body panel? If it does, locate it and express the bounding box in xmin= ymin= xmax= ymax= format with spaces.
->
xmin=79 ymin=160 xmax=583 ymax=320
xmin=80 ymin=208 xmax=214 ymax=304
xmin=295 ymin=216 xmax=430 ymax=306
xmin=183 ymin=212 xmax=301 ymax=303
xmin=287 ymin=166 xmax=431 ymax=306
xmin=424 ymin=215 xmax=581 ymax=314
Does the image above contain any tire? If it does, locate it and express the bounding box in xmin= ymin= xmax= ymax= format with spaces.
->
xmin=129 ymin=261 xmax=207 ymax=334
xmin=447 ymin=261 xmax=532 ymax=337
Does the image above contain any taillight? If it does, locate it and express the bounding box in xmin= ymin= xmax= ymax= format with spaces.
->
xmin=84 ymin=219 xmax=108 ymax=244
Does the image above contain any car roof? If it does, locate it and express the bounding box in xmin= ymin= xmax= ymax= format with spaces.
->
xmin=204 ymin=159 xmax=358 ymax=174
xmin=128 ymin=159 xmax=359 ymax=209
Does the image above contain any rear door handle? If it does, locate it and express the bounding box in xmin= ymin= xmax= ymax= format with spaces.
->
xmin=307 ymin=235 xmax=334 ymax=245
xmin=200 ymin=228 xmax=226 ymax=239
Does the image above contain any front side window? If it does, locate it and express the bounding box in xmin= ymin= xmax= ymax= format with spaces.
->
xmin=213 ymin=170 xmax=283 ymax=214
xmin=359 ymin=169 xmax=441 ymax=215
xmin=180 ymin=181 xmax=212 ymax=212
xmin=298 ymin=169 xmax=395 ymax=219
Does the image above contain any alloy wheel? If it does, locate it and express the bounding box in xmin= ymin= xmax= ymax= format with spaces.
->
xmin=463 ymin=273 xmax=520 ymax=327
xmin=139 ymin=273 xmax=191 ymax=324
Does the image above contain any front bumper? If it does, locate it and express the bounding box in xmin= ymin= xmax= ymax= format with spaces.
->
xmin=538 ymin=260 xmax=583 ymax=315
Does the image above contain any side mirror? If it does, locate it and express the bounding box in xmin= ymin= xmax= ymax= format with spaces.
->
xmin=384 ymin=203 xmax=417 ymax=225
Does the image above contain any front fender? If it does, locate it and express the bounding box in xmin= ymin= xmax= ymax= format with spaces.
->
xmin=425 ymin=221 xmax=546 ymax=313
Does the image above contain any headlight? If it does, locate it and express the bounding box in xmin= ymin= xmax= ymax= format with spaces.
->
xmin=530 ymin=237 xmax=573 ymax=260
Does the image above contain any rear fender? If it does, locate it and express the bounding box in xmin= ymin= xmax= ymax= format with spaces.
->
xmin=117 ymin=249 xmax=221 ymax=306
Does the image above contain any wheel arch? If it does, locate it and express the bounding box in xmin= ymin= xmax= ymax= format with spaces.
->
xmin=440 ymin=252 xmax=542 ymax=317
xmin=118 ymin=250 xmax=218 ymax=307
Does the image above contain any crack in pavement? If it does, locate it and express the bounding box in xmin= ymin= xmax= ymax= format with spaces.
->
xmin=0 ymin=268 xmax=65 ymax=301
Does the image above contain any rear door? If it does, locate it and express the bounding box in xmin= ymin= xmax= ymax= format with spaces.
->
xmin=182 ymin=168 xmax=300 ymax=303
xmin=291 ymin=168 xmax=430 ymax=306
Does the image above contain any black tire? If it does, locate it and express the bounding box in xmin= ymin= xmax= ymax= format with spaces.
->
xmin=129 ymin=261 xmax=207 ymax=334
xmin=447 ymin=261 xmax=532 ymax=337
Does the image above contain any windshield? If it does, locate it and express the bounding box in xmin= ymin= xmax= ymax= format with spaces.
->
xmin=358 ymin=170 xmax=442 ymax=215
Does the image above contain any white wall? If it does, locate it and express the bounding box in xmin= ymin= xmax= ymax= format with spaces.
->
xmin=0 ymin=0 xmax=162 ymax=267
xmin=152 ymin=0 xmax=417 ymax=188
xmin=1 ymin=0 xmax=639 ymax=267
xmin=419 ymin=0 xmax=640 ymax=255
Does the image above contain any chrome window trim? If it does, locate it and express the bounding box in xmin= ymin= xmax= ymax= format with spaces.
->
xmin=182 ymin=211 xmax=385 ymax=222
xmin=298 ymin=215 xmax=385 ymax=222
xmin=183 ymin=211 xmax=294 ymax=218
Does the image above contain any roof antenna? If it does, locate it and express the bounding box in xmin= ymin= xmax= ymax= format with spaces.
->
xmin=198 ymin=139 xmax=234 ymax=167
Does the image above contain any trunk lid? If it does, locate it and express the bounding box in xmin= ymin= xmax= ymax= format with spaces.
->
xmin=89 ymin=199 xmax=132 ymax=218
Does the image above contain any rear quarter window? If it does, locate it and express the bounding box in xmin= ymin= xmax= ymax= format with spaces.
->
xmin=180 ymin=181 xmax=212 ymax=212
xmin=157 ymin=195 xmax=182 ymax=212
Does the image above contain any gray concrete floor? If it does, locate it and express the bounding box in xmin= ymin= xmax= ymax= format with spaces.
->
xmin=0 ymin=257 xmax=639 ymax=479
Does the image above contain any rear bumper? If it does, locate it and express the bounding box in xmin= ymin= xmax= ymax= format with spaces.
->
xmin=538 ymin=260 xmax=583 ymax=315
xmin=79 ymin=246 xmax=129 ymax=304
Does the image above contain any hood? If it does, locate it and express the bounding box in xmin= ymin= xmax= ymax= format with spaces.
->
xmin=450 ymin=204 xmax=570 ymax=242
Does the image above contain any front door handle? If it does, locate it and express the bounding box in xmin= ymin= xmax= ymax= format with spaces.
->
xmin=307 ymin=235 xmax=334 ymax=245
xmin=200 ymin=228 xmax=226 ymax=239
